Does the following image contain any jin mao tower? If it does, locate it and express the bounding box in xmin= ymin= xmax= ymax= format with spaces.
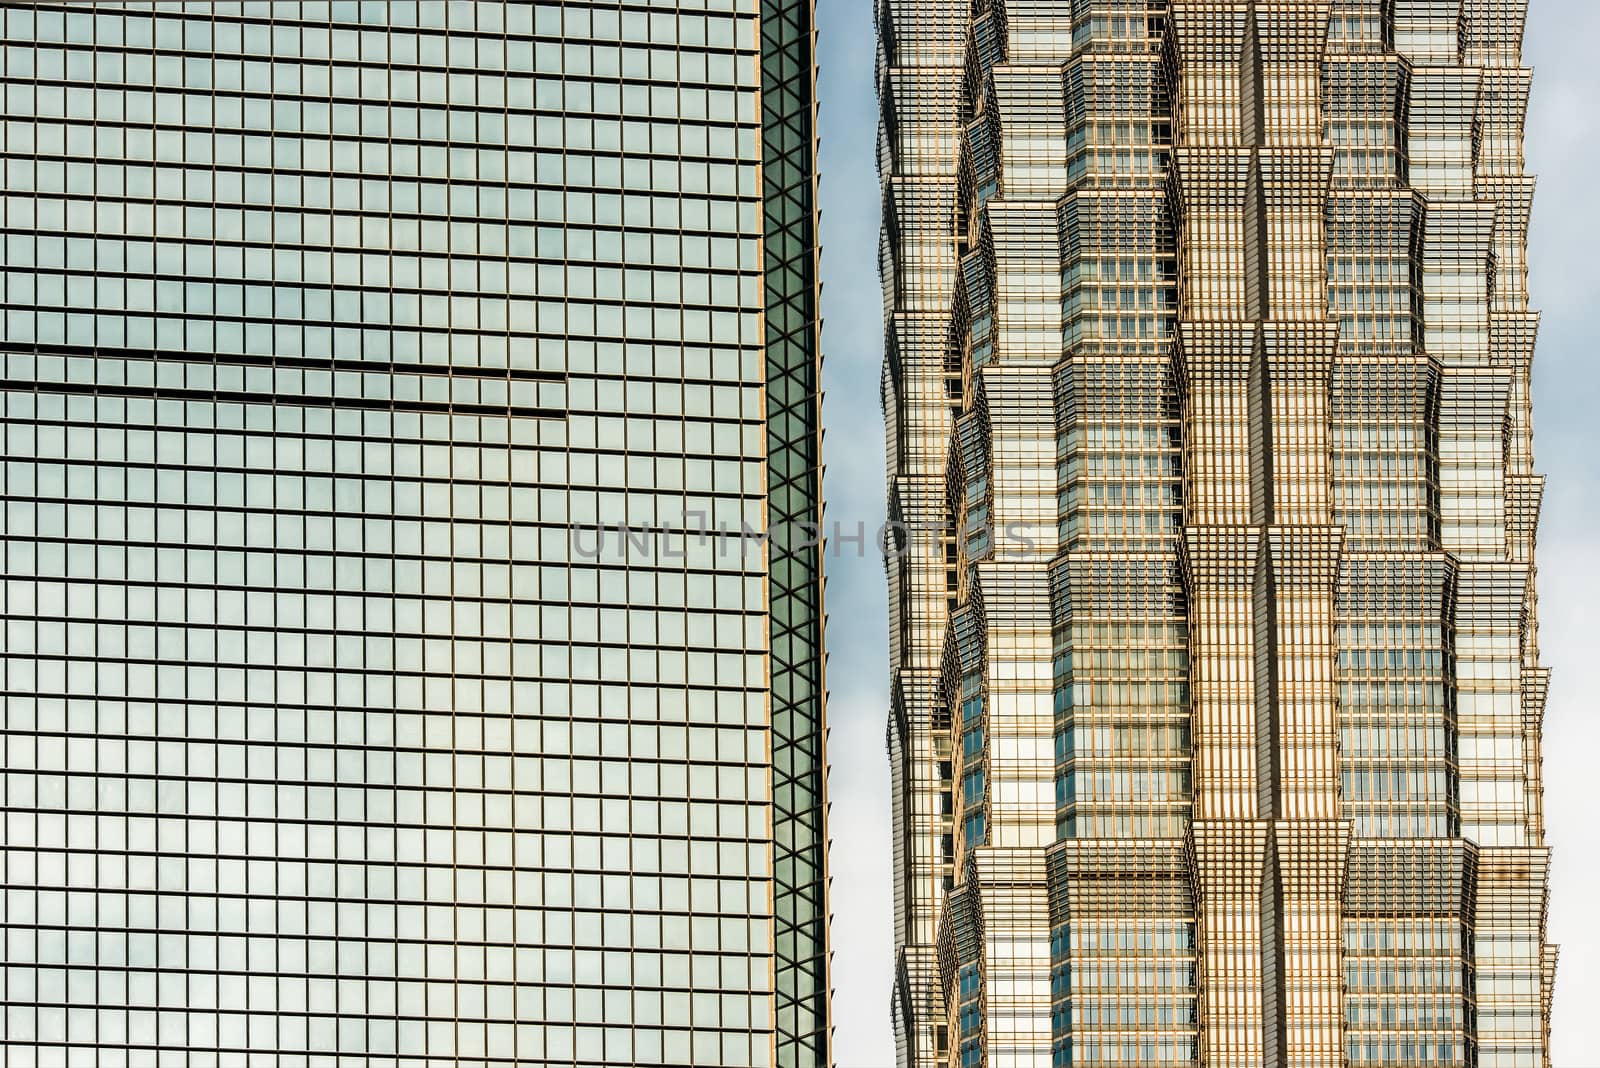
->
xmin=879 ymin=3 xmax=1557 ymax=1066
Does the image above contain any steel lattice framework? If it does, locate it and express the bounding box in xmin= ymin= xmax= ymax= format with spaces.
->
xmin=761 ymin=0 xmax=832 ymax=1063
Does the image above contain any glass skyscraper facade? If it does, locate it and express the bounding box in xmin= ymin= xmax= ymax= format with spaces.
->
xmin=0 ymin=2 xmax=826 ymax=1065
xmin=880 ymin=2 xmax=1556 ymax=1067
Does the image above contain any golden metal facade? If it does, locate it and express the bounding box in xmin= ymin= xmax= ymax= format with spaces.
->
xmin=879 ymin=3 xmax=1557 ymax=1067
xmin=880 ymin=0 xmax=969 ymax=1062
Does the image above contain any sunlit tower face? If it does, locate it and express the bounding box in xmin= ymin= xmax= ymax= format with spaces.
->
xmin=880 ymin=3 xmax=1556 ymax=1067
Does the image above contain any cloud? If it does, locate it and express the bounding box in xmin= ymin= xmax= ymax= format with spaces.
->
xmin=816 ymin=0 xmax=896 ymax=1062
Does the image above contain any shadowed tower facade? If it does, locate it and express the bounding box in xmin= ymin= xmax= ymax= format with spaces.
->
xmin=879 ymin=2 xmax=1557 ymax=1067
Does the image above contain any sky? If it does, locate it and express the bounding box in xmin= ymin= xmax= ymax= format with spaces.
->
xmin=811 ymin=3 xmax=1600 ymax=1064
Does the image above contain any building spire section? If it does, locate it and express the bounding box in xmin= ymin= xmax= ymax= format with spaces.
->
xmin=885 ymin=2 xmax=1555 ymax=1066
xmin=880 ymin=1 xmax=977 ymax=1064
